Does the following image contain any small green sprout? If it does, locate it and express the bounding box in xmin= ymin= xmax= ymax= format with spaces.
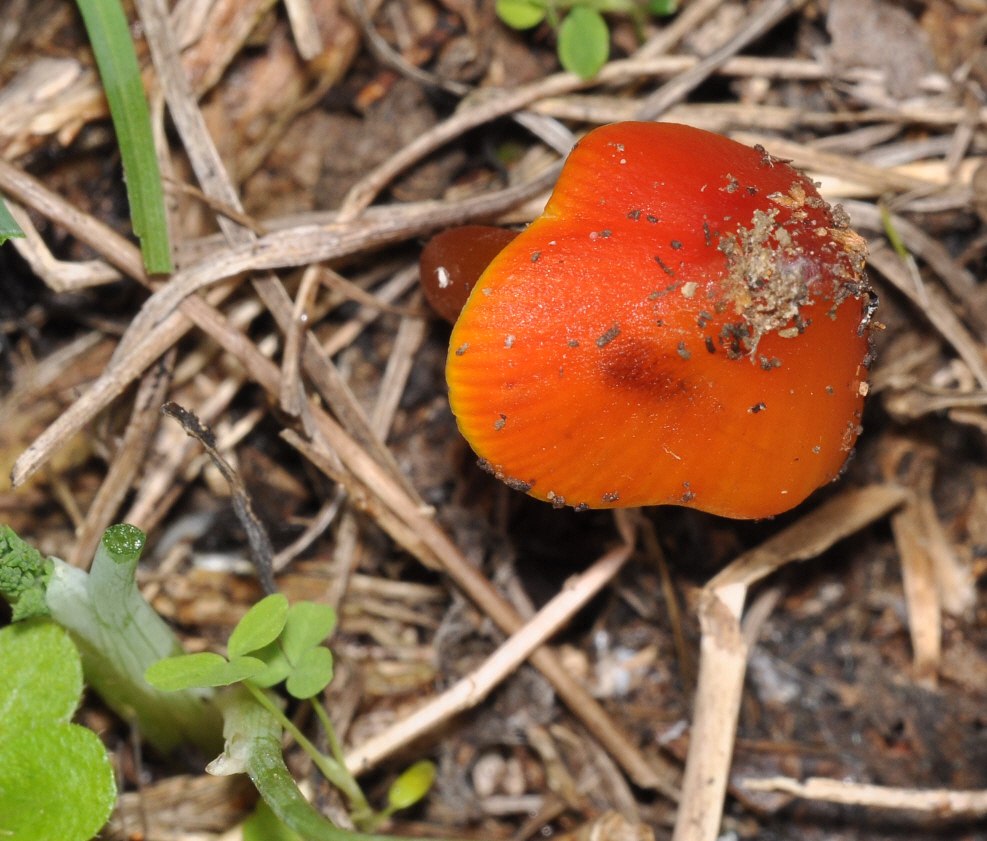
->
xmin=148 ymin=594 xmax=437 ymax=838
xmin=385 ymin=760 xmax=438 ymax=816
xmin=496 ymin=0 xmax=679 ymax=79
xmin=0 ymin=620 xmax=116 ymax=841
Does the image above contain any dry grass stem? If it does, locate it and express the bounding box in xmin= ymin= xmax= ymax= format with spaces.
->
xmin=6 ymin=200 xmax=121 ymax=291
xmin=635 ymin=0 xmax=808 ymax=120
xmin=741 ymin=776 xmax=987 ymax=818
xmin=709 ymin=485 xmax=908 ymax=591
xmin=283 ymin=0 xmax=323 ymax=60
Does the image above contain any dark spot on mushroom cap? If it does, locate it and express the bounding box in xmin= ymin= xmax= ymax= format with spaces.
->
xmin=598 ymin=338 xmax=692 ymax=397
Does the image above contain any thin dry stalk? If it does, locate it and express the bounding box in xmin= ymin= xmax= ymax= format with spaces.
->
xmin=844 ymin=200 xmax=987 ymax=333
xmin=6 ymin=200 xmax=121 ymax=291
xmin=671 ymin=580 xmax=747 ymax=841
xmin=741 ymin=776 xmax=987 ymax=818
xmin=730 ymin=132 xmax=957 ymax=195
xmin=635 ymin=0 xmax=809 ymax=119
xmin=311 ymin=305 xmax=428 ymax=599
xmin=892 ymin=498 xmax=943 ymax=684
xmin=283 ymin=0 xmax=323 ymax=60
xmin=280 ymin=265 xmax=322 ymax=420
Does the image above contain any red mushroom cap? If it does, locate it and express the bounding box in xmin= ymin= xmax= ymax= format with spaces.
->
xmin=445 ymin=122 xmax=872 ymax=519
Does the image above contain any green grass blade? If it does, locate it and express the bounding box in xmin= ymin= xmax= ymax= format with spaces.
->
xmin=0 ymin=196 xmax=25 ymax=245
xmin=75 ymin=0 xmax=172 ymax=274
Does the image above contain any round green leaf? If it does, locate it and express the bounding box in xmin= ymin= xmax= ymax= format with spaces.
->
xmin=145 ymin=652 xmax=266 ymax=690
xmin=0 ymin=619 xmax=116 ymax=840
xmin=284 ymin=646 xmax=334 ymax=699
xmin=387 ymin=760 xmax=437 ymax=811
xmin=557 ymin=7 xmax=610 ymax=79
xmin=0 ymin=717 xmax=116 ymax=841
xmin=281 ymin=601 xmax=337 ymax=662
xmin=0 ymin=619 xmax=82 ymax=732
xmin=496 ymin=0 xmax=546 ymax=29
xmin=229 ymin=593 xmax=289 ymax=657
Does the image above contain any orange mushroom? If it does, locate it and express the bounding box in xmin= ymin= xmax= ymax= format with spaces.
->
xmin=440 ymin=122 xmax=873 ymax=519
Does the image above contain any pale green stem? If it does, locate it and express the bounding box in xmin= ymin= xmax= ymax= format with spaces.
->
xmin=45 ymin=525 xmax=222 ymax=754
xmin=215 ymin=688 xmax=440 ymax=841
xmin=243 ymin=683 xmax=374 ymax=826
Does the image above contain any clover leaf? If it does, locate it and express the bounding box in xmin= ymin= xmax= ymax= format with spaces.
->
xmin=229 ymin=593 xmax=290 ymax=657
xmin=557 ymin=7 xmax=610 ymax=78
xmin=145 ymin=651 xmax=267 ymax=690
xmin=146 ymin=597 xmax=337 ymax=699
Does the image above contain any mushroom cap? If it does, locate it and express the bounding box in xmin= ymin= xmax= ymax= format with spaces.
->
xmin=420 ymin=226 xmax=518 ymax=323
xmin=446 ymin=122 xmax=872 ymax=519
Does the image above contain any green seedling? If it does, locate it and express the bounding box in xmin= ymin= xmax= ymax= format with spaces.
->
xmin=0 ymin=619 xmax=116 ymax=841
xmin=0 ymin=524 xmax=222 ymax=754
xmin=496 ymin=0 xmax=678 ymax=78
xmin=148 ymin=594 xmax=438 ymax=838
xmin=384 ymin=760 xmax=439 ymax=819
